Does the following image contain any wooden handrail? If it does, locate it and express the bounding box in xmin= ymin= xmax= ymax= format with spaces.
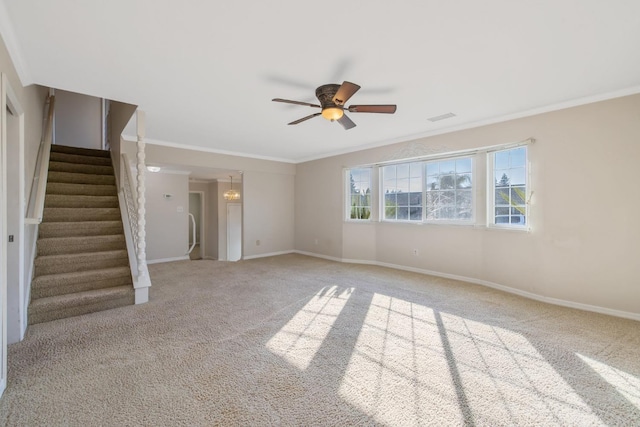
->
xmin=25 ymin=95 xmax=55 ymax=225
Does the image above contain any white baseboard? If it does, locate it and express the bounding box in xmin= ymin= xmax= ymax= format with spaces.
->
xmin=243 ymin=250 xmax=295 ymax=260
xmin=147 ymin=255 xmax=190 ymax=265
xmin=292 ymin=250 xmax=640 ymax=322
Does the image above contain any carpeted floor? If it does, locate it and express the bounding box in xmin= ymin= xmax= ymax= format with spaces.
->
xmin=1 ymin=254 xmax=639 ymax=426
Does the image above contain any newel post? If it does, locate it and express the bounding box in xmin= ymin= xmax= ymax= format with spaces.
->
xmin=135 ymin=110 xmax=151 ymax=301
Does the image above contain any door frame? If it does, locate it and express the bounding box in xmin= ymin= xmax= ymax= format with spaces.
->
xmin=188 ymin=191 xmax=205 ymax=258
xmin=1 ymin=72 xmax=25 ymax=395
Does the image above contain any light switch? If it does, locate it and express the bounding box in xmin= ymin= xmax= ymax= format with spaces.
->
xmin=177 ymin=206 xmax=184 ymax=212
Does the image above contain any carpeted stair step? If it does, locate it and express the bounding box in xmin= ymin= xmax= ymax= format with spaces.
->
xmin=31 ymin=266 xmax=133 ymax=299
xmin=35 ymin=249 xmax=129 ymax=276
xmin=49 ymin=151 xmax=113 ymax=166
xmin=48 ymin=171 xmax=116 ymax=186
xmin=39 ymin=220 xmax=124 ymax=238
xmin=45 ymin=194 xmax=119 ymax=208
xmin=28 ymin=285 xmax=135 ymax=325
xmin=48 ymin=160 xmax=114 ymax=176
xmin=50 ymin=144 xmax=111 ymax=158
xmin=38 ymin=235 xmax=126 ymax=256
xmin=46 ymin=182 xmax=117 ymax=196
xmin=43 ymin=207 xmax=121 ymax=222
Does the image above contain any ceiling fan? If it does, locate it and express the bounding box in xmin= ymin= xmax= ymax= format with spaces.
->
xmin=272 ymin=81 xmax=396 ymax=130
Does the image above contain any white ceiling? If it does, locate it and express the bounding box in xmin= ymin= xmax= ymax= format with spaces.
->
xmin=2 ymin=1 xmax=640 ymax=163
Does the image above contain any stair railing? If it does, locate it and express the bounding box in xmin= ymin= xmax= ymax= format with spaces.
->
xmin=117 ymin=109 xmax=150 ymax=304
xmin=25 ymin=94 xmax=55 ymax=225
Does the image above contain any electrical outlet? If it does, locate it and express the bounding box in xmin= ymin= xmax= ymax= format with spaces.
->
xmin=412 ymin=249 xmax=419 ymax=256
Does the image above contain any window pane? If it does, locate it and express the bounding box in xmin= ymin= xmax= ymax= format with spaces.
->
xmin=496 ymin=207 xmax=510 ymax=215
xmin=410 ymin=207 xmax=422 ymax=220
xmin=426 ymin=176 xmax=439 ymax=190
xmin=510 ymin=168 xmax=526 ymax=185
xmin=385 ymin=193 xmax=396 ymax=205
xmin=397 ymin=207 xmax=409 ymax=220
xmin=396 ymin=163 xmax=410 ymax=179
xmin=457 ymin=173 xmax=472 ymax=189
xmin=440 ymin=174 xmax=455 ymax=189
xmin=441 ymin=207 xmax=455 ymax=219
xmin=439 ymin=160 xmax=455 ymax=174
xmin=495 ymin=151 xmax=509 ymax=169
xmin=511 ymin=206 xmax=526 ymax=215
xmin=397 ymin=192 xmax=408 ymax=206
xmin=456 ymin=190 xmax=472 ymax=208
xmin=426 ymin=163 xmax=439 ymax=176
xmin=495 ymin=171 xmax=510 ymax=187
xmin=456 ymin=158 xmax=472 ymax=173
xmin=383 ymin=165 xmax=396 ymax=180
xmin=397 ymin=178 xmax=409 ymax=193
xmin=409 ymin=191 xmax=421 ymax=205
xmin=510 ymin=147 xmax=526 ymax=167
xmin=410 ymin=162 xmax=422 ymax=178
xmin=495 ymin=188 xmax=509 ymax=205
xmin=456 ymin=206 xmax=472 ymax=220
xmin=496 ymin=216 xmax=510 ymax=224
xmin=410 ymin=177 xmax=422 ymax=192
xmin=511 ymin=186 xmax=526 ymax=205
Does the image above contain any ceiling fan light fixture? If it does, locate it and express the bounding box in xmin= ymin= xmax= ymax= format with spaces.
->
xmin=321 ymin=107 xmax=344 ymax=121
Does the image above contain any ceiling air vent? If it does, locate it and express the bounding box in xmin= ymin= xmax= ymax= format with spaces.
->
xmin=427 ymin=112 xmax=456 ymax=122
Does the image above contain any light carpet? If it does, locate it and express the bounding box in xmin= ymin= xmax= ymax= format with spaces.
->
xmin=1 ymin=254 xmax=639 ymax=426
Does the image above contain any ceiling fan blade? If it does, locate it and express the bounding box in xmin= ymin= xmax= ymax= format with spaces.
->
xmin=288 ymin=112 xmax=322 ymax=125
xmin=272 ymin=98 xmax=321 ymax=108
xmin=348 ymin=104 xmax=397 ymax=114
xmin=337 ymin=114 xmax=356 ymax=130
xmin=332 ymin=81 xmax=361 ymax=106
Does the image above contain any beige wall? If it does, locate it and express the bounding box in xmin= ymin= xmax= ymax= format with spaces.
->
xmin=243 ymin=171 xmax=294 ymax=258
xmin=145 ymin=172 xmax=189 ymax=261
xmin=123 ymin=141 xmax=295 ymax=260
xmin=295 ymin=94 xmax=640 ymax=317
xmin=54 ymin=90 xmax=102 ymax=149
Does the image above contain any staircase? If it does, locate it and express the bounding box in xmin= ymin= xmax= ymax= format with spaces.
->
xmin=29 ymin=144 xmax=135 ymax=325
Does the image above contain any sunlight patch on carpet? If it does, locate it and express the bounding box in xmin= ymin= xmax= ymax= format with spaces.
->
xmin=577 ymin=353 xmax=640 ymax=409
xmin=266 ymin=285 xmax=353 ymax=370
xmin=338 ymin=293 xmax=601 ymax=426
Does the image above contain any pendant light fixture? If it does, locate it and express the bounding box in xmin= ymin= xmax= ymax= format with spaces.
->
xmin=223 ymin=175 xmax=240 ymax=201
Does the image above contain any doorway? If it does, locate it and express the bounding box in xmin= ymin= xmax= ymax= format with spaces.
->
xmin=227 ymin=203 xmax=242 ymax=261
xmin=188 ymin=191 xmax=204 ymax=260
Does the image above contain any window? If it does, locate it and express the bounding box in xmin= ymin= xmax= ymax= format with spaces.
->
xmin=382 ymin=162 xmax=422 ymax=221
xmin=347 ymin=168 xmax=372 ymax=220
xmin=425 ymin=157 xmax=473 ymax=221
xmin=492 ymin=147 xmax=527 ymax=226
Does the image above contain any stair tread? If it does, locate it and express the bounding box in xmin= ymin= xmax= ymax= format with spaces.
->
xmin=49 ymin=152 xmax=112 ymax=166
xmin=49 ymin=161 xmax=114 ymax=175
xmin=51 ymin=144 xmax=111 ymax=158
xmin=46 ymin=182 xmax=117 ymax=196
xmin=45 ymin=194 xmax=119 ymax=208
xmin=32 ymin=266 xmax=132 ymax=284
xmin=48 ymin=171 xmax=116 ymax=185
xmin=36 ymin=249 xmax=129 ymax=263
xmin=30 ymin=285 xmax=133 ymax=309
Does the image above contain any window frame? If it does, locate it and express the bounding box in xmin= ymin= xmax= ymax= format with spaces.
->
xmin=424 ymin=156 xmax=475 ymax=225
xmin=487 ymin=146 xmax=529 ymax=230
xmin=345 ymin=167 xmax=373 ymax=221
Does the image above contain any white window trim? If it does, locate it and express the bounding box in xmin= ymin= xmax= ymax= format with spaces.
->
xmin=345 ymin=167 xmax=373 ymax=222
xmin=486 ymin=147 xmax=531 ymax=231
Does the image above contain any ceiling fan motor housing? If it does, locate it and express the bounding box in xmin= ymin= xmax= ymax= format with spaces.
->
xmin=315 ymin=84 xmax=342 ymax=109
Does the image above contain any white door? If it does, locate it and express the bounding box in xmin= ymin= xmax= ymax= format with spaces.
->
xmin=227 ymin=203 xmax=242 ymax=261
